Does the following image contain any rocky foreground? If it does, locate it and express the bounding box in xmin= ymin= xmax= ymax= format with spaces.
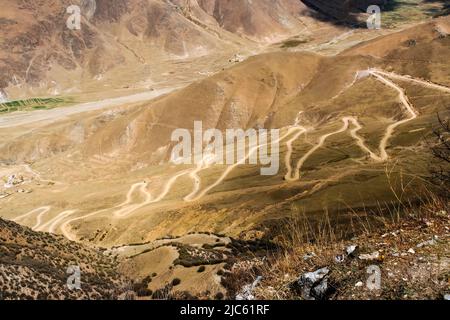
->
xmin=227 ymin=200 xmax=450 ymax=300
xmin=0 ymin=218 xmax=128 ymax=300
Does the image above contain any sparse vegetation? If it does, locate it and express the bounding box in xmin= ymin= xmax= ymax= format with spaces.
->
xmin=281 ymin=39 xmax=309 ymax=49
xmin=197 ymin=266 xmax=206 ymax=273
xmin=215 ymin=292 xmax=224 ymax=300
xmin=173 ymin=244 xmax=226 ymax=268
xmin=430 ymin=112 xmax=450 ymax=197
xmin=0 ymin=219 xmax=129 ymax=300
xmin=221 ymin=194 xmax=449 ymax=300
xmin=172 ymin=278 xmax=181 ymax=286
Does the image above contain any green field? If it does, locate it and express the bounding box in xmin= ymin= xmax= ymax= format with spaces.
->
xmin=0 ymin=97 xmax=75 ymax=114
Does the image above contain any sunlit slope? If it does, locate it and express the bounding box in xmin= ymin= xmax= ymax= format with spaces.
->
xmin=0 ymin=17 xmax=449 ymax=245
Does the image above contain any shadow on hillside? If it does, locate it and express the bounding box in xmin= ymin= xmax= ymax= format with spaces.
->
xmin=301 ymin=0 xmax=448 ymax=28
xmin=300 ymin=0 xmax=394 ymax=28
xmin=423 ymin=0 xmax=450 ymax=17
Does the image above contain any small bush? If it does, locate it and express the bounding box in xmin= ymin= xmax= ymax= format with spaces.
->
xmin=215 ymin=292 xmax=224 ymax=300
xmin=197 ymin=266 xmax=206 ymax=273
xmin=172 ymin=278 xmax=181 ymax=286
xmin=137 ymin=288 xmax=152 ymax=297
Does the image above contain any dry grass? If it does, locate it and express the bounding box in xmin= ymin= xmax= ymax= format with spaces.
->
xmin=224 ymin=182 xmax=449 ymax=300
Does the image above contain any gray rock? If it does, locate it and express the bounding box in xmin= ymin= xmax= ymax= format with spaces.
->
xmin=335 ymin=254 xmax=345 ymax=263
xmin=346 ymin=245 xmax=358 ymax=257
xmin=359 ymin=251 xmax=380 ymax=261
xmin=303 ymin=252 xmax=317 ymax=261
xmin=236 ymin=276 xmax=262 ymax=301
xmin=292 ymin=267 xmax=330 ymax=300
xmin=417 ymin=236 xmax=439 ymax=248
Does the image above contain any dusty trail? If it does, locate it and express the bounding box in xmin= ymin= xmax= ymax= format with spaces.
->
xmin=284 ymin=112 xmax=308 ymax=181
xmin=114 ymin=182 xmax=153 ymax=218
xmin=60 ymin=160 xmax=209 ymax=238
xmin=32 ymin=209 xmax=50 ymax=230
xmin=59 ymin=182 xmax=152 ymax=238
xmin=38 ymin=210 xmax=78 ymax=233
xmin=285 ymin=70 xmax=420 ymax=181
xmin=369 ymin=70 xmax=418 ymax=160
xmin=123 ymin=182 xmax=152 ymax=205
xmin=184 ymin=154 xmax=216 ymax=202
xmin=286 ymin=119 xmax=351 ymax=181
xmin=372 ymin=69 xmax=450 ymax=94
xmin=150 ymin=170 xmax=191 ymax=203
xmin=346 ymin=117 xmax=384 ymax=161
xmin=114 ymin=183 xmax=153 ymax=218
xmin=186 ymin=127 xmax=305 ymax=202
xmin=284 ymin=127 xmax=308 ymax=181
xmin=12 ymin=206 xmax=51 ymax=230
xmin=60 ymin=207 xmax=109 ymax=241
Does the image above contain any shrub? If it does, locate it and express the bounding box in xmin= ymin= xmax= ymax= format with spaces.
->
xmin=197 ymin=266 xmax=206 ymax=273
xmin=137 ymin=288 xmax=152 ymax=297
xmin=172 ymin=278 xmax=181 ymax=286
xmin=215 ymin=292 xmax=224 ymax=300
xmin=429 ymin=112 xmax=450 ymax=197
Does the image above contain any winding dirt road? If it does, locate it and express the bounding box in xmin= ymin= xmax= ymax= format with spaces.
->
xmin=369 ymin=70 xmax=419 ymax=160
xmin=285 ymin=118 xmax=351 ymax=181
xmin=12 ymin=206 xmax=51 ymax=231
xmin=186 ymin=126 xmax=307 ymax=202
xmin=114 ymin=182 xmax=153 ymax=218
xmin=35 ymin=210 xmax=77 ymax=233
xmin=184 ymin=154 xmax=216 ymax=202
xmin=372 ymin=69 xmax=450 ymax=94
xmin=14 ymin=70 xmax=450 ymax=241
xmin=284 ymin=69 xmax=421 ymax=181
xmin=346 ymin=117 xmax=384 ymax=162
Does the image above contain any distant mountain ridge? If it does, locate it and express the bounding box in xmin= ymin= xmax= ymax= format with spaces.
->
xmin=0 ymin=0 xmax=311 ymax=96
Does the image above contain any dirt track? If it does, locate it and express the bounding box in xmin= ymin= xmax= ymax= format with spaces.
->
xmin=0 ymin=87 xmax=180 ymax=129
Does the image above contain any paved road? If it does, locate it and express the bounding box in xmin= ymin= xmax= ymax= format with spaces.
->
xmin=0 ymin=87 xmax=179 ymax=129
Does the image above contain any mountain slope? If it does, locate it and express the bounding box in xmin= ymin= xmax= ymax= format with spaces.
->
xmin=0 ymin=218 xmax=127 ymax=300
xmin=1 ymin=17 xmax=449 ymax=247
xmin=0 ymin=0 xmax=313 ymax=99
